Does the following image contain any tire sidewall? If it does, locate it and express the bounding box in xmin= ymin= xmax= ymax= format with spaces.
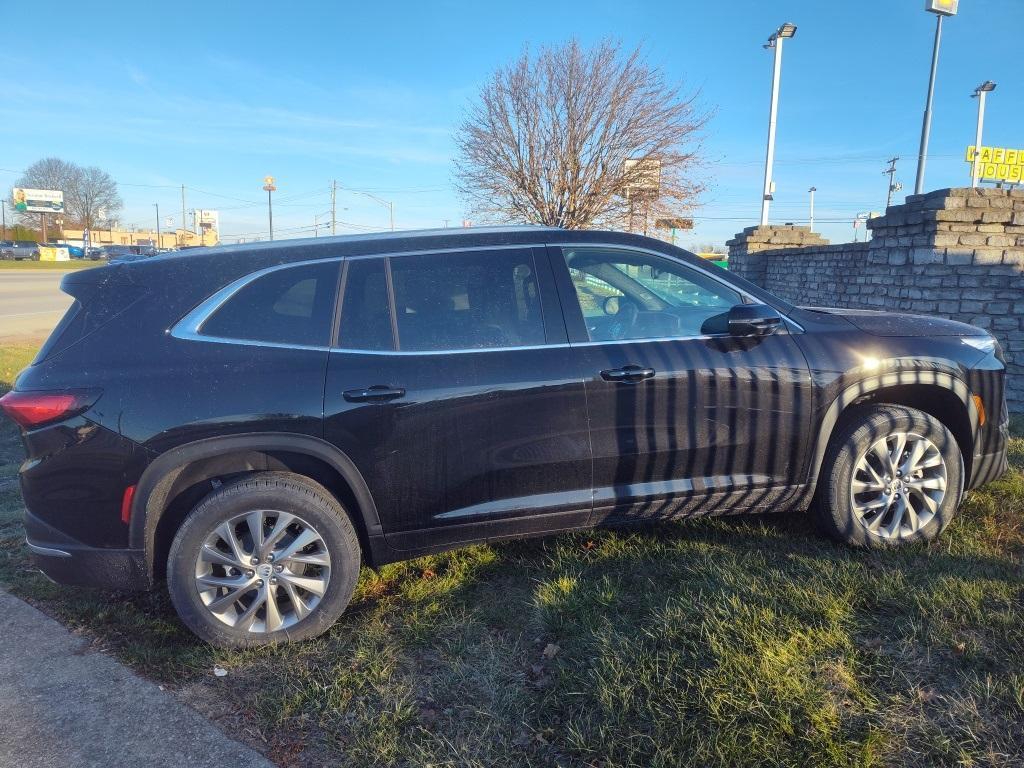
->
xmin=823 ymin=406 xmax=964 ymax=549
xmin=167 ymin=475 xmax=360 ymax=647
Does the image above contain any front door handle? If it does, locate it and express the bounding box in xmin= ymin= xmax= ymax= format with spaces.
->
xmin=343 ymin=385 xmax=406 ymax=402
xmin=600 ymin=365 xmax=656 ymax=383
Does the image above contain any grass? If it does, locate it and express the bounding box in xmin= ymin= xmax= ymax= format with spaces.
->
xmin=1 ymin=341 xmax=1022 ymax=767
xmin=0 ymin=259 xmax=102 ymax=270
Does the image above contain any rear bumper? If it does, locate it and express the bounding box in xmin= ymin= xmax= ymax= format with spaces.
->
xmin=24 ymin=508 xmax=150 ymax=591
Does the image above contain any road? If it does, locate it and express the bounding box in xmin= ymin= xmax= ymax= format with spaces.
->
xmin=0 ymin=270 xmax=75 ymax=340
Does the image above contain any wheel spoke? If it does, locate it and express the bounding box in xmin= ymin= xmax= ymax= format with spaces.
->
xmin=197 ymin=573 xmax=249 ymax=590
xmin=889 ymin=433 xmax=907 ymax=469
xmin=279 ymin=571 xmax=327 ymax=597
xmin=903 ymin=497 xmax=920 ymax=532
xmin=281 ymin=551 xmax=331 ymax=567
xmin=871 ymin=441 xmax=893 ymax=475
xmin=234 ymin=589 xmax=266 ymax=632
xmin=260 ymin=512 xmax=296 ymax=558
xmin=901 ymin=439 xmax=927 ymax=476
xmin=885 ymin=495 xmax=907 ymax=537
xmin=275 ymin=527 xmax=321 ymax=562
xmin=245 ymin=510 xmax=265 ymax=555
xmin=265 ymin=586 xmax=283 ymax=632
xmin=216 ymin=521 xmax=250 ymax=564
xmin=281 ymin=580 xmax=310 ymax=620
xmin=909 ymin=476 xmax=946 ymax=491
xmin=200 ymin=543 xmax=242 ymax=570
xmin=207 ymin=582 xmax=256 ymax=613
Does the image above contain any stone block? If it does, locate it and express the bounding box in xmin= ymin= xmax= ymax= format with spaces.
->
xmin=888 ymin=250 xmax=908 ymax=266
xmin=945 ymin=249 xmax=973 ymax=265
xmin=932 ymin=233 xmax=960 ymax=247
xmin=987 ymin=235 xmax=1015 ymax=247
xmin=986 ymin=301 xmax=1011 ymax=315
xmin=973 ymin=248 xmax=1004 ymax=264
xmin=981 ymin=210 xmax=1014 ymax=223
xmin=959 ymin=233 xmax=988 ymax=246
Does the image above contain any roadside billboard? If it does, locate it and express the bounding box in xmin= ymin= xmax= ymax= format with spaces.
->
xmin=196 ymin=209 xmax=219 ymax=232
xmin=11 ymin=188 xmax=64 ymax=213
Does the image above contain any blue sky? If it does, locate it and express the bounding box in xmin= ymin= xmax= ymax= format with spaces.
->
xmin=2 ymin=0 xmax=1022 ymax=247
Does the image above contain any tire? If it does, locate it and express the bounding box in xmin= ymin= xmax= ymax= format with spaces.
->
xmin=815 ymin=405 xmax=964 ymax=548
xmin=167 ymin=472 xmax=361 ymax=647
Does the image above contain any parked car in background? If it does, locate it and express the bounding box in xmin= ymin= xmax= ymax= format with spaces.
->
xmin=0 ymin=227 xmax=1009 ymax=647
xmin=9 ymin=240 xmax=40 ymax=260
xmin=103 ymin=244 xmax=158 ymax=262
xmin=0 ymin=240 xmax=14 ymax=259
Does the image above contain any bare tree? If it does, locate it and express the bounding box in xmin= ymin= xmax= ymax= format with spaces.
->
xmin=68 ymin=166 xmax=122 ymax=229
xmin=455 ymin=39 xmax=710 ymax=230
xmin=15 ymin=157 xmax=122 ymax=230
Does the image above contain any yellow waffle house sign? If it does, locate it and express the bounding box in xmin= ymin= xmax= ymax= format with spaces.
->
xmin=966 ymin=145 xmax=1024 ymax=184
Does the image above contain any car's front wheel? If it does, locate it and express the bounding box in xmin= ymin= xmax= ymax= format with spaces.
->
xmin=167 ymin=472 xmax=361 ymax=647
xmin=816 ymin=405 xmax=964 ymax=548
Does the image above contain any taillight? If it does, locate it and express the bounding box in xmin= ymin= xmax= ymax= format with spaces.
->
xmin=0 ymin=390 xmax=99 ymax=429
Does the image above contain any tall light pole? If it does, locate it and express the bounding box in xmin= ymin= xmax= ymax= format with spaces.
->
xmin=807 ymin=186 xmax=816 ymax=230
xmin=760 ymin=22 xmax=797 ymax=227
xmin=971 ymin=80 xmax=996 ymax=188
xmin=154 ymin=203 xmax=160 ymax=250
xmin=262 ymin=176 xmax=276 ymax=240
xmin=915 ymin=0 xmax=959 ymax=194
xmin=350 ymin=188 xmax=395 ymax=231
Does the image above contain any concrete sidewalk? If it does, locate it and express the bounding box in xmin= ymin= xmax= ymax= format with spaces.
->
xmin=0 ymin=587 xmax=274 ymax=768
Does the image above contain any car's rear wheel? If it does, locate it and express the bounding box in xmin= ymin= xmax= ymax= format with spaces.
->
xmin=167 ymin=472 xmax=361 ymax=647
xmin=816 ymin=405 xmax=964 ymax=548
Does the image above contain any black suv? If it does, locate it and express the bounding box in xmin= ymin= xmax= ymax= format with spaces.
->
xmin=1 ymin=227 xmax=1009 ymax=646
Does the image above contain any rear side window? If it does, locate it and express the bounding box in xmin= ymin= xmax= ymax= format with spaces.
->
xmin=389 ymin=249 xmax=545 ymax=351
xmin=200 ymin=261 xmax=339 ymax=347
xmin=337 ymin=258 xmax=394 ymax=351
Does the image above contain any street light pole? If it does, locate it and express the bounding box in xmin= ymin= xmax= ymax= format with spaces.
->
xmin=262 ymin=176 xmax=276 ymax=241
xmin=808 ymin=186 xmax=816 ymax=230
xmin=915 ymin=1 xmax=958 ymax=194
xmin=154 ymin=203 xmax=160 ymax=249
xmin=760 ymin=22 xmax=797 ymax=227
xmin=971 ymin=81 xmax=996 ymax=188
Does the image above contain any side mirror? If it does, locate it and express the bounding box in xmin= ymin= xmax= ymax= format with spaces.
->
xmin=728 ymin=304 xmax=782 ymax=337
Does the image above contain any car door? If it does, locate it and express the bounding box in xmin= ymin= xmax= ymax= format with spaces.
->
xmin=322 ymin=246 xmax=592 ymax=552
xmin=547 ymin=244 xmax=813 ymax=524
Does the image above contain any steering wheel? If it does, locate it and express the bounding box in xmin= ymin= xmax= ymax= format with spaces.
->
xmin=607 ymin=296 xmax=640 ymax=339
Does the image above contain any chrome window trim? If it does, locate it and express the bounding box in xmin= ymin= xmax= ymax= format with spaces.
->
xmin=169 ymin=240 xmax=802 ymax=353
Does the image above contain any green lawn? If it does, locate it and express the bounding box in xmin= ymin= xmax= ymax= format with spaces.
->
xmin=1 ymin=342 xmax=1021 ymax=767
xmin=0 ymin=259 xmax=103 ymax=270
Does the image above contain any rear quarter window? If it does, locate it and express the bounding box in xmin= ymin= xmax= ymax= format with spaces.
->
xmin=199 ymin=261 xmax=340 ymax=347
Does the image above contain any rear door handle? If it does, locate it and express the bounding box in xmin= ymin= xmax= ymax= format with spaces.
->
xmin=600 ymin=365 xmax=656 ymax=383
xmin=343 ymin=385 xmax=406 ymax=402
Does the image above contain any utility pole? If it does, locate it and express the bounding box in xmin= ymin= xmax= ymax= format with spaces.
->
xmin=181 ymin=185 xmax=187 ymax=244
xmin=154 ymin=203 xmax=161 ymax=249
xmin=389 ymin=200 xmax=394 ymax=232
xmin=330 ymin=180 xmax=337 ymax=236
xmin=807 ymin=186 xmax=816 ymax=230
xmin=884 ymin=157 xmax=902 ymax=209
xmin=1 ymin=200 xmax=6 ymax=241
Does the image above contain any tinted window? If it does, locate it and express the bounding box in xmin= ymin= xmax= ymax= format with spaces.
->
xmin=390 ymin=249 xmax=545 ymax=351
xmin=564 ymin=248 xmax=742 ymax=342
xmin=337 ymin=258 xmax=394 ymax=351
xmin=201 ymin=261 xmax=339 ymax=346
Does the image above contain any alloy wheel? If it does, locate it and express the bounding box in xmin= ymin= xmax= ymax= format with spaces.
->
xmin=849 ymin=431 xmax=947 ymax=539
xmin=193 ymin=509 xmax=332 ymax=633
